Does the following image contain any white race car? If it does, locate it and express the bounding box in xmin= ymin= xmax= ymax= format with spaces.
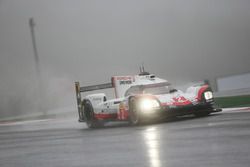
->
xmin=75 ymin=70 xmax=221 ymax=128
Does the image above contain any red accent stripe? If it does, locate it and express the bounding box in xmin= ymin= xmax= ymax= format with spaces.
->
xmin=172 ymin=100 xmax=192 ymax=106
xmin=161 ymin=97 xmax=192 ymax=106
xmin=118 ymin=109 xmax=129 ymax=120
xmin=94 ymin=113 xmax=117 ymax=119
xmin=197 ymin=85 xmax=209 ymax=101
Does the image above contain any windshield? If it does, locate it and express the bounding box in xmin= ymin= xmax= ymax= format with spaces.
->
xmin=124 ymin=86 xmax=142 ymax=96
xmin=125 ymin=86 xmax=177 ymax=96
xmin=125 ymin=83 xmax=176 ymax=96
xmin=143 ymin=86 xmax=174 ymax=95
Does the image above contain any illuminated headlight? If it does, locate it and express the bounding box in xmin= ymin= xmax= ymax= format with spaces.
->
xmin=204 ymin=91 xmax=213 ymax=100
xmin=139 ymin=98 xmax=160 ymax=112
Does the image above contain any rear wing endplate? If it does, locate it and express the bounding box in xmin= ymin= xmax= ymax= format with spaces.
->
xmin=74 ymin=82 xmax=113 ymax=122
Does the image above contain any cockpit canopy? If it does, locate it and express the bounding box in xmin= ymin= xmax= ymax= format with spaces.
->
xmin=124 ymin=82 xmax=176 ymax=96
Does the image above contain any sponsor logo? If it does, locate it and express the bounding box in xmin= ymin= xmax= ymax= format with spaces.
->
xmin=119 ymin=80 xmax=132 ymax=85
xmin=115 ymin=76 xmax=134 ymax=85
xmin=173 ymin=96 xmax=187 ymax=103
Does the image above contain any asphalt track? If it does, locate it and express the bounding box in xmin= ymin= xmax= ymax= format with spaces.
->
xmin=0 ymin=109 xmax=250 ymax=167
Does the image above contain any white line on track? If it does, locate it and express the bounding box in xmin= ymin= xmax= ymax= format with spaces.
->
xmin=222 ymin=107 xmax=250 ymax=113
xmin=0 ymin=119 xmax=52 ymax=126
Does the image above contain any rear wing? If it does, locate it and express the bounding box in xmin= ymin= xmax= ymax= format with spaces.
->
xmin=74 ymin=82 xmax=113 ymax=122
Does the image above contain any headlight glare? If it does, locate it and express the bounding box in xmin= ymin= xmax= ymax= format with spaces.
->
xmin=204 ymin=91 xmax=213 ymax=100
xmin=140 ymin=98 xmax=160 ymax=112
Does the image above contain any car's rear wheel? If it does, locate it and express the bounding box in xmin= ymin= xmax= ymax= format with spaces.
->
xmin=129 ymin=98 xmax=141 ymax=125
xmin=83 ymin=100 xmax=102 ymax=128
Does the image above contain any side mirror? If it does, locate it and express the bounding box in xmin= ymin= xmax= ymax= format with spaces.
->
xmin=170 ymin=89 xmax=177 ymax=93
xmin=103 ymin=96 xmax=107 ymax=102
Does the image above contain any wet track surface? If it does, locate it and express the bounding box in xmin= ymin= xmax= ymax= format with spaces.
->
xmin=0 ymin=109 xmax=250 ymax=167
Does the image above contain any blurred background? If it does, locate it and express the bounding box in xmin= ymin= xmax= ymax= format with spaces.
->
xmin=0 ymin=0 xmax=250 ymax=120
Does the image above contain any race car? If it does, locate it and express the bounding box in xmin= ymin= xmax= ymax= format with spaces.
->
xmin=75 ymin=69 xmax=221 ymax=128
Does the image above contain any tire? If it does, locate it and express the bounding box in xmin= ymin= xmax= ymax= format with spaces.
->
xmin=194 ymin=111 xmax=210 ymax=117
xmin=194 ymin=104 xmax=212 ymax=117
xmin=83 ymin=100 xmax=102 ymax=128
xmin=129 ymin=98 xmax=141 ymax=126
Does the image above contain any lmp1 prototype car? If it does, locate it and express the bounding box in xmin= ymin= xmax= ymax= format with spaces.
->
xmin=75 ymin=70 xmax=221 ymax=128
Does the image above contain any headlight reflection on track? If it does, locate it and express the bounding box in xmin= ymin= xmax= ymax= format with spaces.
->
xmin=143 ymin=127 xmax=161 ymax=167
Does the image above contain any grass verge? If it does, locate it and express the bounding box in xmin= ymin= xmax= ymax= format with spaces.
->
xmin=215 ymin=95 xmax=250 ymax=108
